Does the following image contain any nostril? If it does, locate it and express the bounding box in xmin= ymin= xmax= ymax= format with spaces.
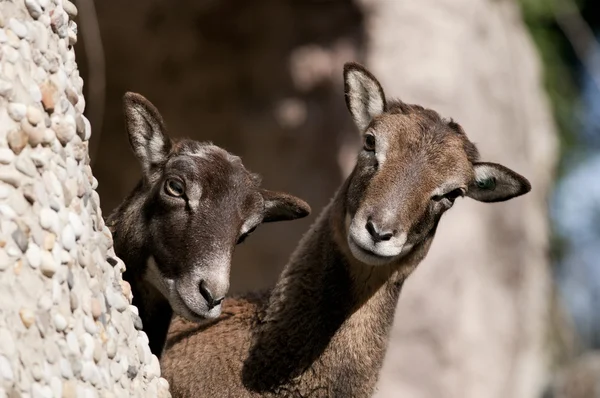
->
xmin=213 ymin=296 xmax=225 ymax=306
xmin=366 ymin=220 xmax=378 ymax=238
xmin=199 ymin=280 xmax=214 ymax=306
xmin=379 ymin=232 xmax=393 ymax=241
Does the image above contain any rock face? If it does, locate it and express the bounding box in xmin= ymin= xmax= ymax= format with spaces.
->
xmin=0 ymin=1 xmax=169 ymax=397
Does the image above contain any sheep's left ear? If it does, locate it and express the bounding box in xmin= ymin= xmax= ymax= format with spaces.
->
xmin=343 ymin=62 xmax=386 ymax=132
xmin=260 ymin=190 xmax=311 ymax=223
xmin=467 ymin=162 xmax=531 ymax=202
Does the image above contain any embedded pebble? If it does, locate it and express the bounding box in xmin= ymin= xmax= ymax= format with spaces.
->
xmin=0 ymin=79 xmax=13 ymax=97
xmin=53 ymin=313 xmax=67 ymax=332
xmin=63 ymin=1 xmax=78 ymax=18
xmin=25 ymin=0 xmax=43 ymax=19
xmin=7 ymin=103 xmax=26 ymax=121
xmin=16 ymin=155 xmax=38 ymax=177
xmin=0 ymin=355 xmax=13 ymax=381
xmin=27 ymin=106 xmax=44 ymax=126
xmin=0 ymin=149 xmax=15 ymax=164
xmin=25 ymin=243 xmax=41 ymax=268
xmin=0 ymin=170 xmax=21 ymax=187
xmin=19 ymin=308 xmax=35 ymax=328
xmin=8 ymin=19 xmax=27 ymax=39
xmin=61 ymin=225 xmax=75 ymax=250
xmin=40 ymin=250 xmax=56 ymax=277
xmin=7 ymin=129 xmax=27 ymax=154
xmin=39 ymin=208 xmax=60 ymax=234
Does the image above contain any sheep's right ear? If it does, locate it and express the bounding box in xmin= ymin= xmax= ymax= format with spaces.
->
xmin=261 ymin=190 xmax=311 ymax=223
xmin=344 ymin=62 xmax=386 ymax=132
xmin=123 ymin=92 xmax=172 ymax=181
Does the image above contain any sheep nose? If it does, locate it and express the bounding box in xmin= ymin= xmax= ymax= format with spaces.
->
xmin=365 ymin=220 xmax=394 ymax=243
xmin=199 ymin=280 xmax=225 ymax=309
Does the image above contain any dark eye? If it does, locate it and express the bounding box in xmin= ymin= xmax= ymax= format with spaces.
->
xmin=432 ymin=188 xmax=464 ymax=204
xmin=364 ymin=134 xmax=376 ymax=152
xmin=237 ymin=226 xmax=257 ymax=245
xmin=165 ymin=178 xmax=185 ymax=197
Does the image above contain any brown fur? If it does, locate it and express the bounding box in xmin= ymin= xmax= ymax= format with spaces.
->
xmin=161 ymin=63 xmax=531 ymax=397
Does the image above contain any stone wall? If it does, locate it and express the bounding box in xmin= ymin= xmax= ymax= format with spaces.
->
xmin=0 ymin=0 xmax=169 ymax=396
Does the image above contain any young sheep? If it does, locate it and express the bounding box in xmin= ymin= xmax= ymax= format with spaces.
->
xmin=161 ymin=63 xmax=532 ymax=397
xmin=107 ymin=93 xmax=310 ymax=356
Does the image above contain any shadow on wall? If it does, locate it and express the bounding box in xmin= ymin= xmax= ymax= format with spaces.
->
xmin=75 ymin=0 xmax=365 ymax=292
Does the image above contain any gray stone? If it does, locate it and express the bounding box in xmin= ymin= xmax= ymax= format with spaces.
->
xmin=131 ymin=313 xmax=143 ymax=331
xmin=11 ymin=226 xmax=28 ymax=252
xmin=127 ymin=365 xmax=138 ymax=379
xmin=50 ymin=9 xmax=67 ymax=38
xmin=69 ymin=291 xmax=78 ymax=311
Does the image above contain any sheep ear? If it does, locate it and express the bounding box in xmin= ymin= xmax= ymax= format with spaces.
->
xmin=343 ymin=62 xmax=386 ymax=132
xmin=261 ymin=190 xmax=311 ymax=223
xmin=467 ymin=162 xmax=531 ymax=202
xmin=123 ymin=92 xmax=172 ymax=181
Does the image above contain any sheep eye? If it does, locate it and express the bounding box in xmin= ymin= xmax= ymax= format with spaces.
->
xmin=364 ymin=134 xmax=376 ymax=152
xmin=165 ymin=178 xmax=185 ymax=197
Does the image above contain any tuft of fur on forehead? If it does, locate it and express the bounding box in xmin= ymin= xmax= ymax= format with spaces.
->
xmin=385 ymin=100 xmax=480 ymax=163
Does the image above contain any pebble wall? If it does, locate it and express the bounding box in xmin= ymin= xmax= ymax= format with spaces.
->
xmin=0 ymin=0 xmax=171 ymax=396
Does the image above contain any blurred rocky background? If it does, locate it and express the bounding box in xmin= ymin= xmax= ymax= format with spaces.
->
xmin=74 ymin=0 xmax=600 ymax=396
